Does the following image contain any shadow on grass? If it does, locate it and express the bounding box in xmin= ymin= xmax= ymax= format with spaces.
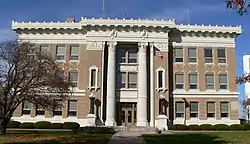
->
xmin=143 ymin=133 xmax=227 ymax=144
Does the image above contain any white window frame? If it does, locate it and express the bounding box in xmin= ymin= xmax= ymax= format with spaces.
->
xmin=175 ymin=73 xmax=184 ymax=89
xmin=128 ymin=72 xmax=138 ymax=89
xmin=188 ymin=47 xmax=197 ymax=63
xmin=207 ymin=102 xmax=215 ymax=118
xmin=68 ymin=100 xmax=77 ymax=117
xmin=220 ymin=102 xmax=229 ymax=118
xmin=205 ymin=73 xmax=214 ymax=90
xmin=174 ymin=48 xmax=184 ymax=63
xmin=156 ymin=67 xmax=165 ymax=90
xmin=175 ymin=102 xmax=185 ymax=118
xmin=36 ymin=104 xmax=45 ymax=116
xmin=219 ymin=73 xmax=228 ymax=90
xmin=204 ymin=47 xmax=213 ymax=63
xmin=70 ymin=44 xmax=79 ymax=61
xmin=53 ymin=101 xmax=63 ymax=116
xmin=56 ymin=44 xmax=66 ymax=61
xmin=189 ymin=72 xmax=198 ymax=90
xmin=22 ymin=101 xmax=31 ymax=115
xmin=190 ymin=102 xmax=198 ymax=118
xmin=69 ymin=70 xmax=78 ymax=88
xmin=88 ymin=65 xmax=99 ymax=90
xmin=217 ymin=48 xmax=227 ymax=64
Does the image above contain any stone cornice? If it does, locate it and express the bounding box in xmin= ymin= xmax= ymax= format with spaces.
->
xmin=177 ymin=24 xmax=242 ymax=35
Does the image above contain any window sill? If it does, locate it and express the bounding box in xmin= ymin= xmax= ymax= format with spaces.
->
xmin=88 ymin=87 xmax=100 ymax=92
xmin=69 ymin=60 xmax=80 ymax=63
xmin=117 ymin=88 xmax=138 ymax=91
xmin=219 ymin=89 xmax=229 ymax=92
xmin=67 ymin=116 xmax=77 ymax=118
xmin=119 ymin=63 xmax=138 ymax=66
xmin=55 ymin=60 xmax=66 ymax=63
xmin=204 ymin=63 xmax=214 ymax=66
xmin=205 ymin=89 xmax=216 ymax=92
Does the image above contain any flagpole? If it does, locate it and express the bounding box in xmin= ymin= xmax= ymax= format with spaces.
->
xmin=187 ymin=8 xmax=190 ymax=24
xmin=102 ymin=0 xmax=105 ymax=18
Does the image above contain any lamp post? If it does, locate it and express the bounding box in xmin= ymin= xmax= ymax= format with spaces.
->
xmin=89 ymin=93 xmax=95 ymax=114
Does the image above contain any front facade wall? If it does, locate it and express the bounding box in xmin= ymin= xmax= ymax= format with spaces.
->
xmin=11 ymin=18 xmax=241 ymax=126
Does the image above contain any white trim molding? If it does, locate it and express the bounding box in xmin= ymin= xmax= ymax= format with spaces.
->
xmin=173 ymin=91 xmax=239 ymax=98
xmin=156 ymin=67 xmax=167 ymax=92
xmin=88 ymin=65 xmax=99 ymax=91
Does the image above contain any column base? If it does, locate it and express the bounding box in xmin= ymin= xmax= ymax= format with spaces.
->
xmin=86 ymin=114 xmax=96 ymax=127
xmin=149 ymin=121 xmax=154 ymax=127
xmin=105 ymin=119 xmax=116 ymax=127
xmin=136 ymin=121 xmax=148 ymax=127
xmin=157 ymin=115 xmax=168 ymax=131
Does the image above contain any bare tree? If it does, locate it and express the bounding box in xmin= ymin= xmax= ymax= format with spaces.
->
xmin=226 ymin=0 xmax=250 ymax=15
xmin=0 ymin=41 xmax=72 ymax=134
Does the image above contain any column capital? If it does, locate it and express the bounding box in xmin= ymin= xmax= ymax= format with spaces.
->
xmin=107 ymin=41 xmax=117 ymax=52
xmin=138 ymin=42 xmax=148 ymax=52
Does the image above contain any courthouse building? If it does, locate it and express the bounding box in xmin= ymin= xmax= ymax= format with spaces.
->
xmin=11 ymin=17 xmax=242 ymax=127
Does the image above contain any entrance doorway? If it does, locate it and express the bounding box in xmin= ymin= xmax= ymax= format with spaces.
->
xmin=116 ymin=102 xmax=137 ymax=126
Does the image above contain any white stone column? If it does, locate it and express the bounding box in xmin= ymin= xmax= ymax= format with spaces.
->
xmin=149 ymin=43 xmax=155 ymax=127
xmin=137 ymin=42 xmax=148 ymax=126
xmin=105 ymin=41 xmax=117 ymax=126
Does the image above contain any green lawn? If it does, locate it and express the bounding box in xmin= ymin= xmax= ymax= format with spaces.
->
xmin=143 ymin=132 xmax=250 ymax=144
xmin=0 ymin=130 xmax=112 ymax=144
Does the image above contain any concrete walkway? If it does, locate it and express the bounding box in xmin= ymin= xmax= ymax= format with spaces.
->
xmin=108 ymin=131 xmax=146 ymax=144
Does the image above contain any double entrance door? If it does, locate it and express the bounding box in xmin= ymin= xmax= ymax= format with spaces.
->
xmin=116 ymin=102 xmax=137 ymax=126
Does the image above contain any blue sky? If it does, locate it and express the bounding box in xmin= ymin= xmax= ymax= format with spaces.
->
xmin=0 ymin=0 xmax=249 ymax=118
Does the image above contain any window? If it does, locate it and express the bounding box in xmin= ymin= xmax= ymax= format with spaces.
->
xmin=219 ymin=73 xmax=227 ymax=89
xmin=220 ymin=102 xmax=229 ymax=118
xmin=70 ymin=45 xmax=79 ymax=60
xmin=118 ymin=48 xmax=137 ymax=63
xmin=68 ymin=100 xmax=77 ymax=116
xmin=40 ymin=44 xmax=49 ymax=53
xmin=190 ymin=102 xmax=198 ymax=118
xmin=36 ymin=104 xmax=45 ymax=115
xmin=189 ymin=73 xmax=197 ymax=89
xmin=175 ymin=73 xmax=184 ymax=89
xmin=90 ymin=68 xmax=97 ymax=87
xmin=217 ymin=48 xmax=226 ymax=63
xmin=175 ymin=102 xmax=185 ymax=118
xmin=69 ymin=71 xmax=78 ymax=87
xmin=204 ymin=48 xmax=213 ymax=63
xmin=22 ymin=101 xmax=31 ymax=115
xmin=56 ymin=45 xmax=66 ymax=60
xmin=207 ymin=102 xmax=215 ymax=118
xmin=118 ymin=72 xmax=137 ymax=89
xmin=128 ymin=49 xmax=137 ymax=63
xmin=174 ymin=48 xmax=183 ymax=62
xmin=57 ymin=71 xmax=64 ymax=78
xmin=158 ymin=70 xmax=163 ymax=88
xmin=205 ymin=73 xmax=214 ymax=89
xmin=118 ymin=72 xmax=126 ymax=88
xmin=188 ymin=48 xmax=196 ymax=63
xmin=54 ymin=101 xmax=63 ymax=116
xmin=128 ymin=72 xmax=137 ymax=88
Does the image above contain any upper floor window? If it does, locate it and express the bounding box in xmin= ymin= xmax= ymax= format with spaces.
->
xmin=158 ymin=70 xmax=163 ymax=88
xmin=204 ymin=48 xmax=213 ymax=63
xmin=189 ymin=72 xmax=198 ymax=89
xmin=117 ymin=72 xmax=137 ymax=89
xmin=22 ymin=101 xmax=31 ymax=115
xmin=205 ymin=73 xmax=214 ymax=89
xmin=175 ymin=73 xmax=184 ymax=89
xmin=217 ymin=48 xmax=226 ymax=63
xmin=188 ymin=48 xmax=197 ymax=63
xmin=56 ymin=44 xmax=66 ymax=60
xmin=220 ymin=102 xmax=229 ymax=118
xmin=219 ymin=73 xmax=227 ymax=89
xmin=175 ymin=102 xmax=185 ymax=118
xmin=69 ymin=71 xmax=78 ymax=88
xmin=190 ymin=102 xmax=198 ymax=118
xmin=70 ymin=45 xmax=79 ymax=60
xmin=118 ymin=48 xmax=137 ymax=63
xmin=89 ymin=66 xmax=98 ymax=88
xmin=68 ymin=100 xmax=77 ymax=117
xmin=174 ymin=48 xmax=183 ymax=62
xmin=207 ymin=102 xmax=215 ymax=118
xmin=40 ymin=44 xmax=49 ymax=54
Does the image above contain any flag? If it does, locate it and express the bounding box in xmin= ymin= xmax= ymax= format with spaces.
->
xmin=154 ymin=47 xmax=163 ymax=58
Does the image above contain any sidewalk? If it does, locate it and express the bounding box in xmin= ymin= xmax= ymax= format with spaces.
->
xmin=108 ymin=131 xmax=146 ymax=144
